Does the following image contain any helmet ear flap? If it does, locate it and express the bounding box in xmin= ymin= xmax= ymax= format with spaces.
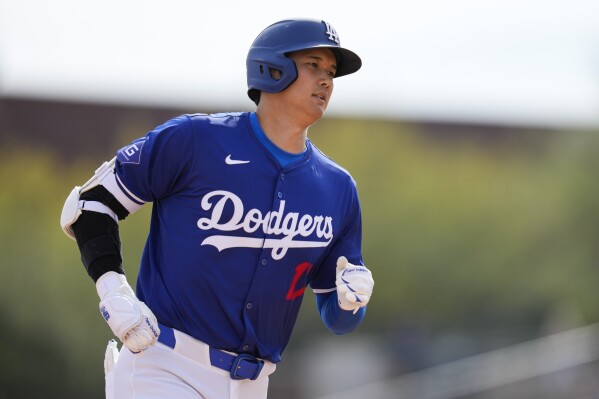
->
xmin=246 ymin=54 xmax=298 ymax=104
xmin=247 ymin=65 xmax=292 ymax=105
xmin=248 ymin=65 xmax=285 ymax=105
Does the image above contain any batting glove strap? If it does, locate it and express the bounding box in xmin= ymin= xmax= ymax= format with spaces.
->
xmin=335 ymin=256 xmax=374 ymax=314
xmin=96 ymin=272 xmax=160 ymax=353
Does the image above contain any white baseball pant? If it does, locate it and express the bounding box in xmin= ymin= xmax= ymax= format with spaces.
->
xmin=105 ymin=324 xmax=276 ymax=399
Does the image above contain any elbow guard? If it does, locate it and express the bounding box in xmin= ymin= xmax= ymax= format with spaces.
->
xmin=60 ymin=157 xmax=118 ymax=240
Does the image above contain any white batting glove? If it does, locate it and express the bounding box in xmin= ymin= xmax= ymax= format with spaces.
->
xmin=96 ymin=272 xmax=160 ymax=353
xmin=336 ymin=256 xmax=374 ymax=314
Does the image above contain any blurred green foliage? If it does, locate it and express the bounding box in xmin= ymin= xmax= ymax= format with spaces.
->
xmin=1 ymin=118 xmax=598 ymax=398
xmin=310 ymin=120 xmax=599 ymax=332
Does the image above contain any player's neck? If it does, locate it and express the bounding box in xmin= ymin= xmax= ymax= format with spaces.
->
xmin=255 ymin=110 xmax=308 ymax=154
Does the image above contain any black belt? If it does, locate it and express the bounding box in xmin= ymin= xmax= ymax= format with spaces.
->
xmin=157 ymin=323 xmax=265 ymax=381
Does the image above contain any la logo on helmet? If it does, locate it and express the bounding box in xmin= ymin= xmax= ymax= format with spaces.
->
xmin=323 ymin=21 xmax=340 ymax=44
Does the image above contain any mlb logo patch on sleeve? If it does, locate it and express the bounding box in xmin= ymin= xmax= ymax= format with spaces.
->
xmin=117 ymin=138 xmax=147 ymax=164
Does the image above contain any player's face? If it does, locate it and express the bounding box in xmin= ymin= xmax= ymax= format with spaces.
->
xmin=282 ymin=48 xmax=337 ymax=123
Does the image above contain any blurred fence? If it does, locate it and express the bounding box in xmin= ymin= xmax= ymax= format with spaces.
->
xmin=315 ymin=323 xmax=599 ymax=399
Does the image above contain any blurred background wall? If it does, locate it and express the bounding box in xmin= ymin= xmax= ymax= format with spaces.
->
xmin=1 ymin=0 xmax=599 ymax=398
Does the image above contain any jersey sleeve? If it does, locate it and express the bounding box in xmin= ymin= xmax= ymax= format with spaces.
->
xmin=112 ymin=115 xmax=196 ymax=205
xmin=315 ymin=291 xmax=366 ymax=334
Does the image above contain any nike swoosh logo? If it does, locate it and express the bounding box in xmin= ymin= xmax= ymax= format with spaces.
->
xmin=225 ymin=155 xmax=250 ymax=165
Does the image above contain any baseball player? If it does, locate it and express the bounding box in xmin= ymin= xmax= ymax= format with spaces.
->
xmin=60 ymin=18 xmax=374 ymax=399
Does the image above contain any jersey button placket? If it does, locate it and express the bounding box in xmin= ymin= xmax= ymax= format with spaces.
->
xmin=277 ymin=171 xmax=286 ymax=199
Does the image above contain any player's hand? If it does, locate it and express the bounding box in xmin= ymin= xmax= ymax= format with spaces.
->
xmin=96 ymin=271 xmax=160 ymax=353
xmin=335 ymin=256 xmax=374 ymax=314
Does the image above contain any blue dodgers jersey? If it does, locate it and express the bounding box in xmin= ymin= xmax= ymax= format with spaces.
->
xmin=114 ymin=112 xmax=364 ymax=363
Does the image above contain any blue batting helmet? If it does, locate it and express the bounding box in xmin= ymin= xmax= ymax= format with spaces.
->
xmin=246 ymin=19 xmax=362 ymax=104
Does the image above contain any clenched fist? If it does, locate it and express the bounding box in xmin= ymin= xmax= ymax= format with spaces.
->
xmin=335 ymin=256 xmax=374 ymax=314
